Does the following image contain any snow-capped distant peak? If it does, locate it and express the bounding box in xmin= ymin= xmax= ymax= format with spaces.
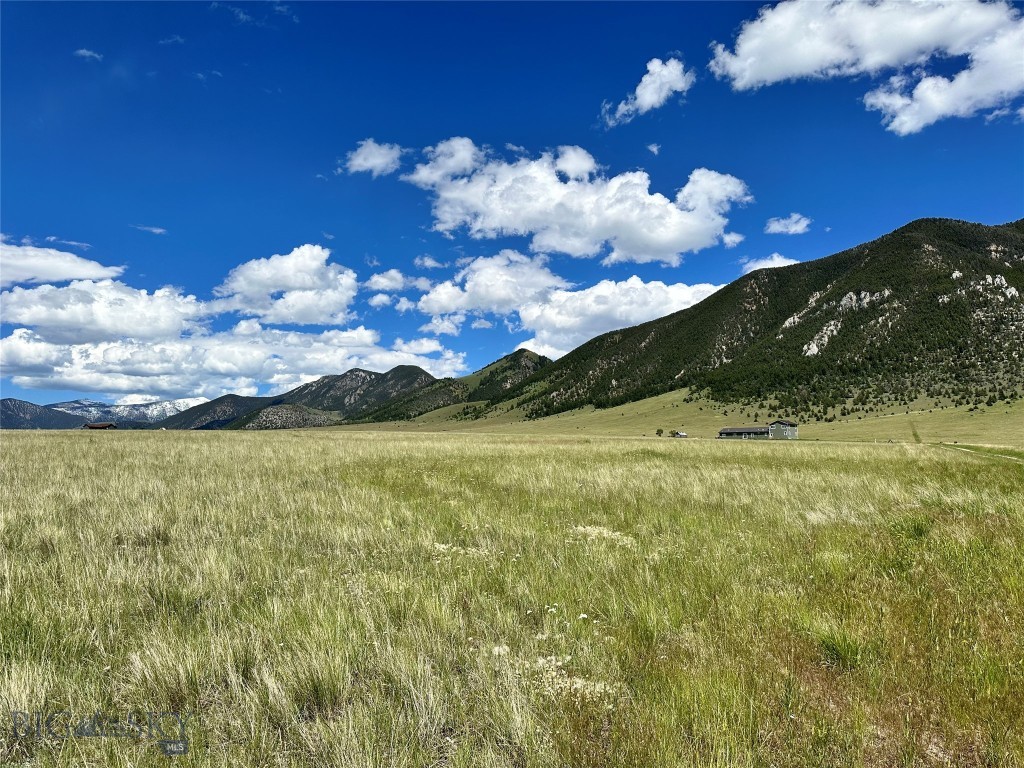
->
xmin=47 ymin=396 xmax=210 ymax=423
xmin=47 ymin=398 xmax=108 ymax=409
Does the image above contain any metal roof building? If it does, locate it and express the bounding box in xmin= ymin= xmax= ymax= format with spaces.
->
xmin=718 ymin=420 xmax=798 ymax=440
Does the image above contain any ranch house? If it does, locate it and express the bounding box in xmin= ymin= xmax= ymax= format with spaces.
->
xmin=718 ymin=420 xmax=798 ymax=440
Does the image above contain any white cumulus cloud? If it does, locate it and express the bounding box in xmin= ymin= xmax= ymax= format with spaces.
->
xmin=0 ymin=280 xmax=207 ymax=344
xmin=1 ymin=243 xmax=124 ymax=287
xmin=419 ymin=313 xmax=466 ymax=336
xmin=365 ymin=269 xmax=431 ymax=292
xmin=74 ymin=49 xmax=103 ymax=62
xmin=710 ymin=0 xmax=1024 ymax=135
xmin=346 ymin=138 xmax=405 ymax=177
xmin=414 ymin=254 xmax=446 ymax=269
xmin=554 ymin=145 xmax=598 ymax=180
xmin=739 ymin=253 xmax=800 ymax=274
xmin=214 ymin=244 xmax=359 ymax=325
xmin=417 ymin=250 xmax=569 ymax=316
xmin=395 ymin=248 xmax=722 ymax=359
xmin=404 ymin=136 xmax=484 ymax=188
xmin=1 ymin=325 xmax=466 ymax=400
xmin=764 ymin=213 xmax=811 ymax=235
xmin=517 ymin=276 xmax=722 ymax=359
xmin=603 ymin=58 xmax=696 ymax=127
xmin=1 ymin=241 xmax=471 ymax=400
xmin=403 ymin=138 xmax=751 ymax=265
xmin=392 ymin=337 xmax=443 ymax=355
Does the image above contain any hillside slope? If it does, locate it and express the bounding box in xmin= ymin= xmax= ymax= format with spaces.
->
xmin=495 ymin=218 xmax=1024 ymax=421
xmin=0 ymin=399 xmax=88 ymax=429
xmin=156 ymin=394 xmax=281 ymax=430
xmin=359 ymin=350 xmax=551 ymax=423
xmin=229 ymin=404 xmax=343 ymax=430
xmin=286 ymin=365 xmax=435 ymax=415
xmin=158 ymin=366 xmax=436 ymax=429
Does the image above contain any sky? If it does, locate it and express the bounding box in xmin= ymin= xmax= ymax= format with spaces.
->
xmin=2 ymin=0 xmax=1023 ymax=405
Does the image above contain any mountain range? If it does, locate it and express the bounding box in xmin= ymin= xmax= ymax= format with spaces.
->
xmin=0 ymin=396 xmax=208 ymax=430
xmin=502 ymin=217 xmax=1023 ymax=421
xmin=47 ymin=397 xmax=209 ymax=423
xmin=155 ymin=365 xmax=437 ymax=430
xmin=0 ymin=399 xmax=92 ymax=430
xmin=3 ymin=218 xmax=1021 ymax=431
xmin=159 ymin=351 xmax=550 ymax=430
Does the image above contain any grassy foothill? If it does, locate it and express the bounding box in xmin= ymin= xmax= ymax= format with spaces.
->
xmin=342 ymin=389 xmax=1024 ymax=449
xmin=1 ymin=430 xmax=1022 ymax=766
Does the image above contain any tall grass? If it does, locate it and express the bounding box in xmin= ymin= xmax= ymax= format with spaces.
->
xmin=1 ymin=431 xmax=1021 ymax=766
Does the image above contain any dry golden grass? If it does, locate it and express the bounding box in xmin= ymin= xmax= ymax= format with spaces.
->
xmin=1 ymin=431 xmax=1021 ymax=766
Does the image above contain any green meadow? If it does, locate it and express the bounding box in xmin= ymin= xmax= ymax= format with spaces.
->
xmin=341 ymin=389 xmax=1024 ymax=448
xmin=1 ymin=424 xmax=1022 ymax=766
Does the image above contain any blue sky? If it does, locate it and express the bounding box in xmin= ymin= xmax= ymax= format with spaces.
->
xmin=2 ymin=0 xmax=1023 ymax=405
